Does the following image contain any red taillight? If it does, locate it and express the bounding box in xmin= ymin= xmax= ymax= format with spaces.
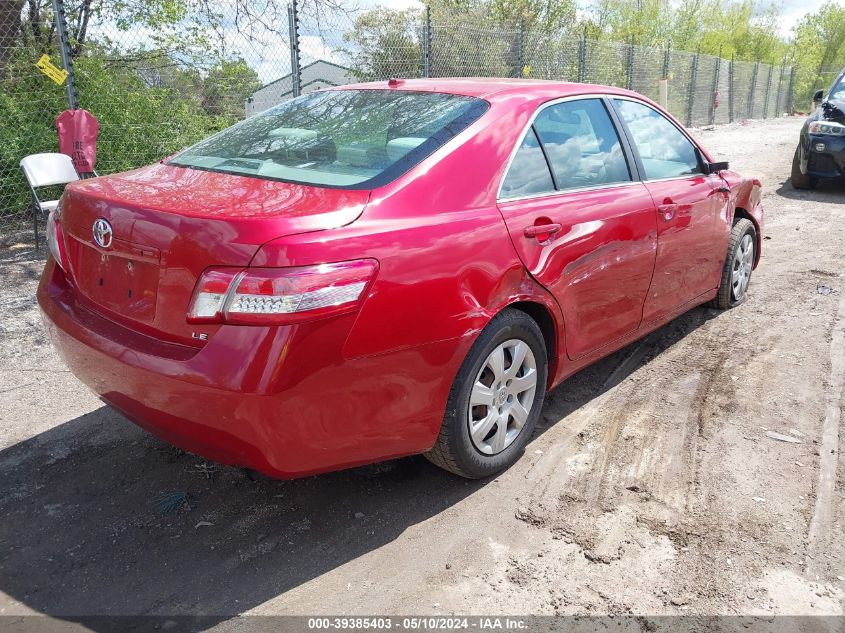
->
xmin=187 ymin=259 xmax=378 ymax=325
xmin=46 ymin=203 xmax=68 ymax=271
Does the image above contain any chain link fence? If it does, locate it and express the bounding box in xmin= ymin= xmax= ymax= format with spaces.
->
xmin=1 ymin=1 xmax=794 ymax=244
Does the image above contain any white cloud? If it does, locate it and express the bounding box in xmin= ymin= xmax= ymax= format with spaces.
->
xmin=774 ymin=0 xmax=845 ymax=37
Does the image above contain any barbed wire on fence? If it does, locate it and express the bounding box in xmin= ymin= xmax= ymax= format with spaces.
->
xmin=0 ymin=0 xmax=795 ymax=241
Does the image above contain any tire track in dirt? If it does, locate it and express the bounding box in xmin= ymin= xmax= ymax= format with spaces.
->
xmin=807 ymin=292 xmax=845 ymax=577
xmin=510 ymin=310 xmax=753 ymax=611
xmin=572 ymin=321 xmax=732 ymax=520
xmin=519 ymin=335 xmax=658 ymax=508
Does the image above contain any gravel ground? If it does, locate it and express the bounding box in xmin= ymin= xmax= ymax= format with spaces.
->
xmin=0 ymin=116 xmax=842 ymax=623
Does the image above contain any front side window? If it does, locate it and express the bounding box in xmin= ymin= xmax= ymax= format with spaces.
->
xmin=614 ymin=99 xmax=701 ymax=180
xmin=533 ymin=98 xmax=631 ymax=190
xmin=169 ymin=89 xmax=489 ymax=188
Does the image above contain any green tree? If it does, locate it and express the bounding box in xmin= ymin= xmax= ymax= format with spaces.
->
xmin=343 ymin=8 xmax=422 ymax=81
xmin=581 ymin=0 xmax=674 ymax=45
xmin=201 ymin=60 xmax=262 ymax=119
xmin=792 ymin=2 xmax=845 ymax=105
xmin=433 ymin=0 xmax=576 ymax=35
xmin=678 ymin=0 xmax=786 ymax=61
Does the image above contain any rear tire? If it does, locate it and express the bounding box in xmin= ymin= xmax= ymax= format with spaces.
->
xmin=425 ymin=308 xmax=548 ymax=479
xmin=713 ymin=218 xmax=756 ymax=310
xmin=791 ymin=145 xmax=817 ymax=190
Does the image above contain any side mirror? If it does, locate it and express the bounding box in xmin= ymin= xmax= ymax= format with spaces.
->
xmin=813 ymin=89 xmax=825 ymax=105
xmin=703 ymin=161 xmax=729 ymax=174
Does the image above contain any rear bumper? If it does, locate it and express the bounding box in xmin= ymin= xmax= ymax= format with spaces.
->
xmin=38 ymin=259 xmax=465 ymax=478
xmin=805 ymin=134 xmax=845 ymax=178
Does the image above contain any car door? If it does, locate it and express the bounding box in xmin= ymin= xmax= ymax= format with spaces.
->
xmin=612 ymin=98 xmax=728 ymax=323
xmin=497 ymin=97 xmax=658 ymax=360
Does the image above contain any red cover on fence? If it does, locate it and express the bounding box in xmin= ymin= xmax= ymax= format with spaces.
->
xmin=56 ymin=109 xmax=100 ymax=174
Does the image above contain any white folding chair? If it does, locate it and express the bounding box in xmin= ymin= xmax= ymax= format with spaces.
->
xmin=20 ymin=153 xmax=80 ymax=249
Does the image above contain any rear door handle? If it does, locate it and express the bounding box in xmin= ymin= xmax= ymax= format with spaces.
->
xmin=524 ymin=223 xmax=562 ymax=239
xmin=657 ymin=203 xmax=678 ymax=221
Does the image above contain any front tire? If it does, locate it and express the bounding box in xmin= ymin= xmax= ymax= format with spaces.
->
xmin=713 ymin=218 xmax=756 ymax=309
xmin=425 ymin=308 xmax=548 ymax=479
xmin=791 ymin=145 xmax=817 ymax=190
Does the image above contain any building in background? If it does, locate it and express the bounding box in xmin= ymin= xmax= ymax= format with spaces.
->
xmin=245 ymin=60 xmax=356 ymax=116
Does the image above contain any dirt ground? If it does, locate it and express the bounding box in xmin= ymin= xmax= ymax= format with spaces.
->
xmin=0 ymin=116 xmax=842 ymax=625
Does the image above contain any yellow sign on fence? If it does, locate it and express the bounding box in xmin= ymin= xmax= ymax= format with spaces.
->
xmin=36 ymin=54 xmax=68 ymax=86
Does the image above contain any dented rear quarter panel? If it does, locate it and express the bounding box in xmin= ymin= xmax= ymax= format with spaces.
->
xmin=720 ymin=170 xmax=764 ymax=266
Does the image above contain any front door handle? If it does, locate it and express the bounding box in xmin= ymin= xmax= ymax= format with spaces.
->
xmin=524 ymin=223 xmax=562 ymax=239
xmin=657 ymin=203 xmax=678 ymax=221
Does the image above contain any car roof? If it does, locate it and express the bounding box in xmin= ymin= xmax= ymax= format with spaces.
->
xmin=330 ymin=77 xmax=643 ymax=102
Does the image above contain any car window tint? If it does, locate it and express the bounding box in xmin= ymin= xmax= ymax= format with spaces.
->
xmin=614 ymin=99 xmax=701 ymax=180
xmin=533 ymin=99 xmax=631 ymax=191
xmin=500 ymin=127 xmax=555 ymax=198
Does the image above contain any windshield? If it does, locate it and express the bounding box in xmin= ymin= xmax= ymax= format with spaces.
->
xmin=830 ymin=75 xmax=845 ymax=101
xmin=169 ymin=89 xmax=489 ymax=188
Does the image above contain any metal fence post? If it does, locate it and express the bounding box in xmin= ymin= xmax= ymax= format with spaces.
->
xmin=686 ymin=47 xmax=699 ymax=126
xmin=728 ymin=54 xmax=734 ymax=123
xmin=287 ymin=1 xmax=301 ymax=97
xmin=775 ymin=61 xmax=786 ymax=116
xmin=577 ymin=27 xmax=587 ymax=83
xmin=660 ymin=42 xmax=671 ymax=109
xmin=422 ymin=6 xmax=431 ymax=78
xmin=787 ymin=64 xmax=796 ymax=114
xmin=514 ymin=24 xmax=524 ymax=78
xmin=748 ymin=61 xmax=759 ymax=118
xmin=709 ymin=46 xmax=721 ymax=125
xmin=762 ymin=62 xmax=773 ymax=119
xmin=626 ymin=38 xmax=634 ymax=91
xmin=52 ymin=0 xmax=78 ymax=109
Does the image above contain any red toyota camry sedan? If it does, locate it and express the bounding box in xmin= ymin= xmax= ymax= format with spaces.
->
xmin=38 ymin=79 xmax=763 ymax=479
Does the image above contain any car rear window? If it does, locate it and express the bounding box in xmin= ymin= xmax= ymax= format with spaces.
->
xmin=168 ymin=89 xmax=489 ymax=189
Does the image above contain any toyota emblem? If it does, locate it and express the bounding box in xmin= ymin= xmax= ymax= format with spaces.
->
xmin=92 ymin=218 xmax=113 ymax=249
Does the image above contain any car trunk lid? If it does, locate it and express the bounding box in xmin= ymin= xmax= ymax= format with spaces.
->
xmin=60 ymin=163 xmax=369 ymax=346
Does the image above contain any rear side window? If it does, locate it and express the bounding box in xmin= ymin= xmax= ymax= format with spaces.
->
xmin=614 ymin=99 xmax=702 ymax=180
xmin=500 ymin=128 xmax=555 ymax=198
xmin=533 ymin=99 xmax=631 ymax=190
xmin=169 ymin=89 xmax=489 ymax=189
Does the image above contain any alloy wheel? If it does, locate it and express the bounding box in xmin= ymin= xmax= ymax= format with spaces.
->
xmin=732 ymin=233 xmax=754 ymax=300
xmin=468 ymin=339 xmax=538 ymax=455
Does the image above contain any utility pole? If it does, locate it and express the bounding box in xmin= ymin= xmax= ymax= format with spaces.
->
xmin=422 ymin=6 xmax=432 ymax=78
xmin=52 ymin=0 xmax=78 ymax=109
xmin=287 ymin=1 xmax=302 ymax=98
